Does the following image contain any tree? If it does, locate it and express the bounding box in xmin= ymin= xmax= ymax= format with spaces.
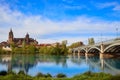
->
xmin=62 ymin=40 xmax=67 ymax=45
xmin=88 ymin=38 xmax=95 ymax=45
xmin=27 ymin=45 xmax=37 ymax=53
xmin=22 ymin=40 xmax=26 ymax=49
xmin=69 ymin=41 xmax=84 ymax=48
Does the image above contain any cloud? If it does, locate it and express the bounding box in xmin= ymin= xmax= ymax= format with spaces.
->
xmin=63 ymin=5 xmax=84 ymax=10
xmin=113 ymin=5 xmax=120 ymax=11
xmin=96 ymin=2 xmax=120 ymax=11
xmin=97 ymin=2 xmax=116 ymax=8
xmin=0 ymin=4 xmax=119 ymax=45
xmin=62 ymin=0 xmax=88 ymax=10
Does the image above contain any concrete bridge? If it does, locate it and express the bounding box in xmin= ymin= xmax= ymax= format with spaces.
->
xmin=72 ymin=38 xmax=120 ymax=58
xmin=71 ymin=55 xmax=120 ymax=75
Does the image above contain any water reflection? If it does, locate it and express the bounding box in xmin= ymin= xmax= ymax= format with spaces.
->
xmin=0 ymin=54 xmax=120 ymax=77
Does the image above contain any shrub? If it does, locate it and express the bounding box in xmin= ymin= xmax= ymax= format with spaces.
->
xmin=45 ymin=73 xmax=52 ymax=78
xmin=18 ymin=70 xmax=25 ymax=75
xmin=36 ymin=72 xmax=45 ymax=77
xmin=0 ymin=71 xmax=7 ymax=76
xmin=111 ymin=75 xmax=120 ymax=80
xmin=83 ymin=71 xmax=92 ymax=76
xmin=56 ymin=73 xmax=66 ymax=78
xmin=8 ymin=71 xmax=16 ymax=75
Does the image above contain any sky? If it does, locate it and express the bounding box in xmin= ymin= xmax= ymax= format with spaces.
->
xmin=0 ymin=0 xmax=120 ymax=45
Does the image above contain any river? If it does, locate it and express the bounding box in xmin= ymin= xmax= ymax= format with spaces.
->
xmin=0 ymin=54 xmax=120 ymax=77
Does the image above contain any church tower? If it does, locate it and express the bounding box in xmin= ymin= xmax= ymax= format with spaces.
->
xmin=25 ymin=33 xmax=29 ymax=44
xmin=8 ymin=29 xmax=14 ymax=43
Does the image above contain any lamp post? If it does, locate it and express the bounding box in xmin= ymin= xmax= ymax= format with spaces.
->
xmin=101 ymin=33 xmax=103 ymax=44
xmin=116 ymin=28 xmax=118 ymax=39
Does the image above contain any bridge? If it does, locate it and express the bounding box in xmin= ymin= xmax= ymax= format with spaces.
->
xmin=70 ymin=55 xmax=120 ymax=75
xmin=72 ymin=38 xmax=120 ymax=58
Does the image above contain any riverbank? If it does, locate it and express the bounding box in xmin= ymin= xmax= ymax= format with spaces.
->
xmin=0 ymin=71 xmax=120 ymax=80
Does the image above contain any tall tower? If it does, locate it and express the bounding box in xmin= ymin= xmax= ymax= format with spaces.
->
xmin=25 ymin=33 xmax=29 ymax=44
xmin=8 ymin=29 xmax=14 ymax=43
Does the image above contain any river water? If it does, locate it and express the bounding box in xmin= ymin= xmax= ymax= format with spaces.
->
xmin=0 ymin=54 xmax=120 ymax=77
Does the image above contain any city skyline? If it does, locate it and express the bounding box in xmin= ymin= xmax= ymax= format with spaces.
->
xmin=0 ymin=0 xmax=120 ymax=45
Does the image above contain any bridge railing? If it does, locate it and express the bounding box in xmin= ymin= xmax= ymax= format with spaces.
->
xmin=74 ymin=38 xmax=120 ymax=49
xmin=95 ymin=38 xmax=120 ymax=45
xmin=73 ymin=37 xmax=120 ymax=50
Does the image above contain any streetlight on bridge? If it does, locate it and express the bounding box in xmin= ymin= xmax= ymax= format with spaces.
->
xmin=101 ymin=33 xmax=103 ymax=44
xmin=116 ymin=28 xmax=118 ymax=39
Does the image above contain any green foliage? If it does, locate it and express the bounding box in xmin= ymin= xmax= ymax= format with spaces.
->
xmin=13 ymin=47 xmax=23 ymax=54
xmin=0 ymin=71 xmax=120 ymax=80
xmin=88 ymin=38 xmax=95 ymax=45
xmin=0 ymin=48 xmax=5 ymax=54
xmin=26 ymin=45 xmax=38 ymax=54
xmin=73 ymin=72 xmax=112 ymax=80
xmin=8 ymin=71 xmax=16 ymax=75
xmin=10 ymin=42 xmax=16 ymax=49
xmin=83 ymin=71 xmax=92 ymax=76
xmin=1 ymin=42 xmax=67 ymax=55
xmin=39 ymin=43 xmax=68 ymax=55
xmin=45 ymin=73 xmax=52 ymax=78
xmin=36 ymin=73 xmax=52 ymax=78
xmin=56 ymin=73 xmax=66 ymax=78
xmin=36 ymin=72 xmax=45 ymax=77
xmin=18 ymin=70 xmax=25 ymax=75
xmin=111 ymin=75 xmax=120 ymax=80
xmin=12 ymin=44 xmax=38 ymax=54
xmin=0 ymin=71 xmax=7 ymax=76
xmin=69 ymin=42 xmax=84 ymax=48
xmin=22 ymin=40 xmax=26 ymax=49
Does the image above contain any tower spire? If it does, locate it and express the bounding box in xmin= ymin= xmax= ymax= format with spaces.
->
xmin=25 ymin=32 xmax=29 ymax=44
xmin=8 ymin=28 xmax=14 ymax=43
xmin=10 ymin=28 xmax=12 ymax=32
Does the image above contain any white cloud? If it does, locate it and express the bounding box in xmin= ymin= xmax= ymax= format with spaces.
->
xmin=96 ymin=2 xmax=120 ymax=11
xmin=0 ymin=4 xmax=119 ymax=45
xmin=113 ymin=5 xmax=120 ymax=11
xmin=63 ymin=4 xmax=86 ymax=10
xmin=97 ymin=2 xmax=116 ymax=8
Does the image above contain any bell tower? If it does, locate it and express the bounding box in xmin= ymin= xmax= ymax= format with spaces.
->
xmin=8 ymin=29 xmax=14 ymax=43
xmin=25 ymin=33 xmax=29 ymax=44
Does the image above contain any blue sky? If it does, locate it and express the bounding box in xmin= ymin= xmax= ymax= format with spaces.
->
xmin=0 ymin=0 xmax=120 ymax=45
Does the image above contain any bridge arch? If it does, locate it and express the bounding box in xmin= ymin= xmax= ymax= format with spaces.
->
xmin=88 ymin=47 xmax=100 ymax=55
xmin=104 ymin=43 xmax=120 ymax=53
xmin=79 ymin=48 xmax=86 ymax=53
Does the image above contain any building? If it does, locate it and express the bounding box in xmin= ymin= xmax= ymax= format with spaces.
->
xmin=36 ymin=44 xmax=51 ymax=48
xmin=7 ymin=29 xmax=38 ymax=46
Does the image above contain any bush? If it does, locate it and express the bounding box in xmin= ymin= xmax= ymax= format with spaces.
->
xmin=83 ymin=71 xmax=92 ymax=75
xmin=45 ymin=73 xmax=52 ymax=78
xmin=8 ymin=71 xmax=16 ymax=75
xmin=56 ymin=73 xmax=66 ymax=78
xmin=36 ymin=72 xmax=45 ymax=77
xmin=18 ymin=70 xmax=25 ymax=75
xmin=111 ymin=75 xmax=120 ymax=80
xmin=0 ymin=71 xmax=7 ymax=76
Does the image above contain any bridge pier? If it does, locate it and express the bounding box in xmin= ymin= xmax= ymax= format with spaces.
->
xmin=100 ymin=53 xmax=104 ymax=59
xmin=100 ymin=58 xmax=104 ymax=70
xmin=78 ymin=50 xmax=80 ymax=57
xmin=73 ymin=50 xmax=76 ymax=57
xmin=100 ymin=44 xmax=104 ymax=53
xmin=85 ymin=47 xmax=88 ymax=57
xmin=85 ymin=53 xmax=88 ymax=58
xmin=85 ymin=47 xmax=88 ymax=63
xmin=100 ymin=44 xmax=104 ymax=59
xmin=85 ymin=53 xmax=88 ymax=64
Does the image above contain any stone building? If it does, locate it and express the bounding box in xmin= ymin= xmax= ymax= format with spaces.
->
xmin=8 ymin=29 xmax=38 ymax=45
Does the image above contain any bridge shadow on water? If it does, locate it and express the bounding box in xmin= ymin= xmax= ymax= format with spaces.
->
xmin=72 ymin=53 xmax=120 ymax=75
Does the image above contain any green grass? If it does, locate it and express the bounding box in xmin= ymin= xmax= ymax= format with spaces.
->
xmin=0 ymin=71 xmax=119 ymax=80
